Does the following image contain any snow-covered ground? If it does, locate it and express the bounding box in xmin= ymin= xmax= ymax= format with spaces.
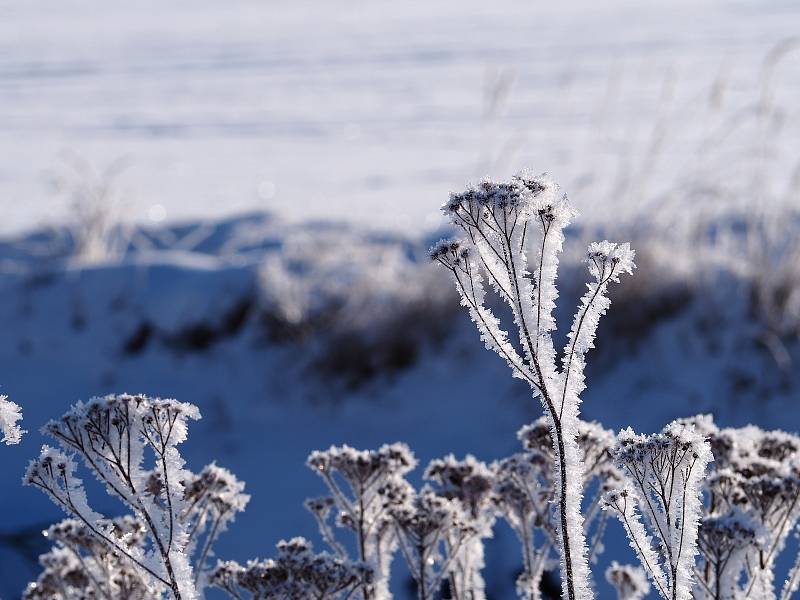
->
xmin=1 ymin=0 xmax=798 ymax=235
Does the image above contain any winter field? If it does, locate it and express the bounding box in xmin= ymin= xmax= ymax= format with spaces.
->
xmin=1 ymin=1 xmax=800 ymax=599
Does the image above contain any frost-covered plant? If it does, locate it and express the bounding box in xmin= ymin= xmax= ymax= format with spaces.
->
xmin=24 ymin=393 xmax=248 ymax=600
xmin=492 ymin=451 xmax=554 ymax=598
xmin=391 ymin=489 xmax=477 ymax=600
xmin=605 ymin=561 xmax=650 ymax=600
xmin=182 ymin=463 xmax=251 ymax=587
xmin=432 ymin=172 xmax=635 ymax=600
xmin=209 ymin=537 xmax=372 ymax=600
xmin=424 ymin=454 xmax=495 ymax=600
xmin=605 ymin=420 xmax=713 ymax=600
xmin=306 ymin=443 xmax=417 ymax=599
xmin=493 ymin=418 xmax=620 ymax=598
xmin=724 ymin=429 xmax=800 ymax=600
xmin=24 ymin=516 xmax=150 ymax=599
xmin=695 ymin=511 xmax=761 ymax=600
xmin=677 ymin=415 xmax=800 ymax=600
xmin=0 ymin=394 xmax=25 ymax=445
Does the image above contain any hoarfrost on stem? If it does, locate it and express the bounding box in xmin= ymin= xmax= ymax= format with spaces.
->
xmin=492 ymin=418 xmax=620 ymax=599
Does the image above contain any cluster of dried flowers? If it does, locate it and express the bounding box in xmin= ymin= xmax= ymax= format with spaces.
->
xmin=212 ymin=419 xmax=622 ymax=600
xmin=209 ymin=537 xmax=372 ymax=600
xmin=17 ymin=174 xmax=800 ymax=600
xmin=24 ymin=394 xmax=249 ymax=600
xmin=25 ymin=399 xmax=800 ymax=600
xmin=687 ymin=416 xmax=800 ymax=600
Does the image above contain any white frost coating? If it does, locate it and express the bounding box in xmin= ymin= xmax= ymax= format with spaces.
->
xmin=208 ymin=537 xmax=370 ymax=599
xmin=496 ymin=418 xmax=619 ymax=600
xmin=0 ymin=395 xmax=25 ymax=444
xmin=24 ymin=446 xmax=104 ymax=526
xmin=603 ymin=488 xmax=670 ymax=598
xmin=782 ymin=549 xmax=800 ymax=600
xmin=431 ymin=240 xmax=534 ymax=386
xmin=27 ymin=516 xmax=163 ymax=598
xmin=435 ymin=172 xmax=634 ymax=600
xmin=183 ymin=463 xmax=251 ymax=589
xmin=674 ymin=415 xmax=800 ymax=600
xmin=608 ymin=421 xmax=713 ymax=600
xmin=521 ymin=173 xmax=577 ymax=379
xmin=558 ymin=241 xmax=635 ymax=423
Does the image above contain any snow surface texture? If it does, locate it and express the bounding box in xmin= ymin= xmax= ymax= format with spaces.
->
xmin=0 ymin=1 xmax=798 ymax=238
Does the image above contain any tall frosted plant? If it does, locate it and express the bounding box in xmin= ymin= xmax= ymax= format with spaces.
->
xmin=0 ymin=395 xmax=24 ymax=445
xmin=431 ymin=173 xmax=635 ymax=600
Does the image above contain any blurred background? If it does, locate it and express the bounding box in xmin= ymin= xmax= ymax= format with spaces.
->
xmin=1 ymin=0 xmax=799 ymax=597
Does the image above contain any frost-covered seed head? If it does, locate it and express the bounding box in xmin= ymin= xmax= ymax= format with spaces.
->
xmin=517 ymin=418 xmax=552 ymax=454
xmin=307 ymin=442 xmax=416 ymax=485
xmin=586 ymin=241 xmax=636 ymax=282
xmin=424 ymin=454 xmax=494 ymax=518
xmin=26 ymin=514 xmax=153 ymax=600
xmin=440 ymin=172 xmax=572 ymax=235
xmin=210 ymin=538 xmax=371 ymax=599
xmin=183 ymin=462 xmax=250 ymax=515
xmin=305 ymin=495 xmax=336 ymax=518
xmin=699 ymin=512 xmax=761 ymax=553
xmin=391 ymin=489 xmax=473 ymax=541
